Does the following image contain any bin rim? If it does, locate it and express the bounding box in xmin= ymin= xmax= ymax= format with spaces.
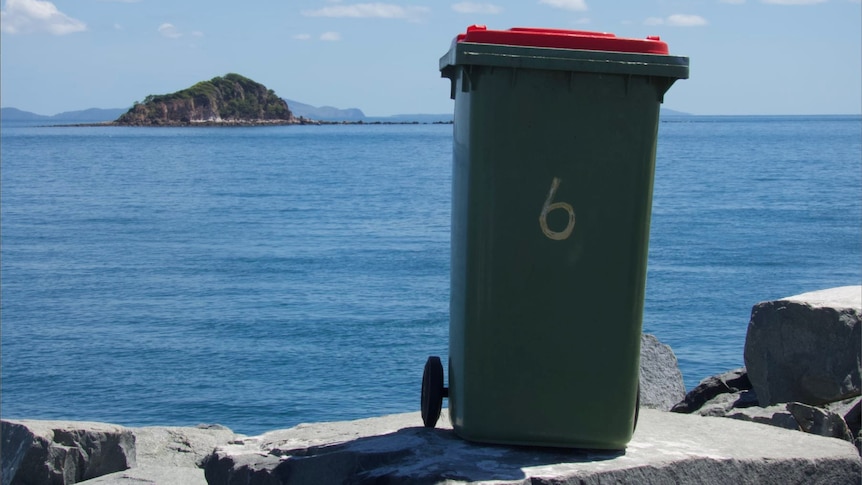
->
xmin=455 ymin=25 xmax=671 ymax=55
xmin=439 ymin=39 xmax=690 ymax=81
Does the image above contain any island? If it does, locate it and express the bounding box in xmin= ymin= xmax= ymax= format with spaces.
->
xmin=114 ymin=73 xmax=300 ymax=126
xmin=3 ymin=73 xmax=452 ymax=127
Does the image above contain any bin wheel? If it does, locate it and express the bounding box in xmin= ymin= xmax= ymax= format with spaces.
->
xmin=634 ymin=384 xmax=641 ymax=432
xmin=421 ymin=356 xmax=446 ymax=428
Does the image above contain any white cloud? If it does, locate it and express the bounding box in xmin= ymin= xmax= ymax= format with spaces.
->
xmin=538 ymin=0 xmax=588 ymax=12
xmin=0 ymin=0 xmax=87 ymax=35
xmin=158 ymin=22 xmax=182 ymax=38
xmin=720 ymin=0 xmax=746 ymax=3
xmin=320 ymin=31 xmax=341 ymax=41
xmin=451 ymin=2 xmax=502 ymax=14
xmin=157 ymin=22 xmax=202 ymax=39
xmin=302 ymin=3 xmax=430 ymax=21
xmin=644 ymin=14 xmax=707 ymax=26
xmin=667 ymin=14 xmax=707 ymax=26
xmin=761 ymin=0 xmax=827 ymax=4
xmin=113 ymin=23 xmax=123 ymax=30
xmin=293 ymin=33 xmax=312 ymax=40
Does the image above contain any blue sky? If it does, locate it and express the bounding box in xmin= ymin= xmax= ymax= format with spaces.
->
xmin=1 ymin=0 xmax=860 ymax=116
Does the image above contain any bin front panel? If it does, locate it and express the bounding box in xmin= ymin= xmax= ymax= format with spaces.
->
xmin=449 ymin=63 xmax=662 ymax=449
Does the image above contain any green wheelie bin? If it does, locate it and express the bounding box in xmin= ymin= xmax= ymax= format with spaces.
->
xmin=421 ymin=25 xmax=689 ymax=449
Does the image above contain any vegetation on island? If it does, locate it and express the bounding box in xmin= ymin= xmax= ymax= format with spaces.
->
xmin=115 ymin=73 xmax=295 ymax=126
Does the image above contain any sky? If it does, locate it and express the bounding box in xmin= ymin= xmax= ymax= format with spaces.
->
xmin=1 ymin=0 xmax=860 ymax=116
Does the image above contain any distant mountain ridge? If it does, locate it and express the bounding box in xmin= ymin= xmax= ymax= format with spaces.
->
xmin=1 ymin=107 xmax=127 ymax=122
xmin=284 ymin=99 xmax=366 ymax=122
xmin=661 ymin=108 xmax=690 ymax=117
xmin=281 ymin=100 xmax=455 ymax=124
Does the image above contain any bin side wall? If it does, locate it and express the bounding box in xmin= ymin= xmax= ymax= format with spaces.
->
xmin=449 ymin=64 xmax=664 ymax=449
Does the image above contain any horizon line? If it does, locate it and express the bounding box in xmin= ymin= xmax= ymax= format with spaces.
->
xmin=2 ymin=105 xmax=862 ymax=119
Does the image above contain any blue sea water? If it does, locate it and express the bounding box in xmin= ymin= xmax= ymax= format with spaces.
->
xmin=1 ymin=116 xmax=860 ymax=435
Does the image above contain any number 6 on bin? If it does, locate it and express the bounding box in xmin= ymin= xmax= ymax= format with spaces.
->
xmin=539 ymin=177 xmax=575 ymax=241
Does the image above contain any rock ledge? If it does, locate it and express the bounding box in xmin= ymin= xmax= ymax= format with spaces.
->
xmin=3 ymin=410 xmax=860 ymax=484
xmin=204 ymin=409 xmax=861 ymax=484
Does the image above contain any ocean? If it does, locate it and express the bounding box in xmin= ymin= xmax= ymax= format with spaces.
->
xmin=1 ymin=116 xmax=860 ymax=435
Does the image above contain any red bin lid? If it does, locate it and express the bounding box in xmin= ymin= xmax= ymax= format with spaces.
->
xmin=456 ymin=25 xmax=670 ymax=55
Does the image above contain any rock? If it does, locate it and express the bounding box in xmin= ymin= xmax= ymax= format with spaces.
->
xmin=744 ymin=286 xmax=862 ymax=407
xmin=786 ymin=402 xmax=854 ymax=441
xmin=840 ymin=398 xmax=861 ymax=454
xmin=724 ymin=404 xmax=801 ymax=431
xmin=825 ymin=396 xmax=862 ymax=435
xmin=724 ymin=401 xmax=855 ymax=444
xmin=639 ymin=333 xmax=686 ymax=410
xmin=1 ymin=420 xmax=135 ymax=485
xmin=825 ymin=397 xmax=862 ymax=453
xmin=204 ymin=410 xmax=862 ymax=484
xmin=1 ymin=420 xmax=243 ymax=485
xmin=669 ymin=369 xmax=862 ymax=451
xmin=77 ymin=424 xmax=244 ymax=484
xmin=695 ymin=390 xmax=760 ymax=417
xmin=77 ymin=466 xmax=207 ymax=485
xmin=671 ymin=368 xmax=753 ymax=413
xmin=695 ymin=397 xmax=855 ymax=444
xmin=130 ymin=424 xmax=241 ymax=469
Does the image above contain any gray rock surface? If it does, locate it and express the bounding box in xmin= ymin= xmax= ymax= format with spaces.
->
xmin=744 ymin=286 xmax=862 ymax=406
xmin=639 ymin=333 xmax=686 ymax=410
xmin=204 ymin=409 xmax=862 ymax=484
xmin=695 ymin=390 xmax=760 ymax=417
xmin=723 ymin=404 xmax=801 ymax=431
xmin=673 ymin=369 xmax=862 ymax=451
xmin=78 ymin=466 xmax=207 ymax=485
xmin=131 ymin=424 xmax=241 ymax=468
xmin=671 ymin=367 xmax=753 ymax=413
xmin=826 ymin=396 xmax=862 ymax=432
xmin=825 ymin=397 xmax=862 ymax=452
xmin=693 ymin=396 xmax=855 ymax=444
xmin=79 ymin=424 xmax=244 ymax=484
xmin=0 ymin=420 xmax=244 ymax=485
xmin=786 ymin=402 xmax=854 ymax=441
xmin=1 ymin=420 xmax=135 ymax=485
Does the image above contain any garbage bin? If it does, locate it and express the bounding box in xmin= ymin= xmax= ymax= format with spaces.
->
xmin=421 ymin=25 xmax=689 ymax=449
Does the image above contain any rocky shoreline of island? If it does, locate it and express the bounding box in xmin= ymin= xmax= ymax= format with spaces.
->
xmin=57 ymin=118 xmax=453 ymax=128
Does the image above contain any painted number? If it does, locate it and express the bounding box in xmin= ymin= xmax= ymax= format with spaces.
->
xmin=539 ymin=177 xmax=575 ymax=241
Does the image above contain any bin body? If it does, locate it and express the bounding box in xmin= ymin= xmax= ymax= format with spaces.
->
xmin=441 ymin=26 xmax=688 ymax=449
